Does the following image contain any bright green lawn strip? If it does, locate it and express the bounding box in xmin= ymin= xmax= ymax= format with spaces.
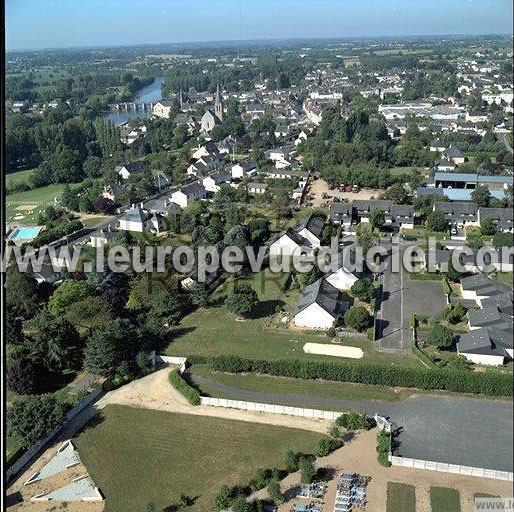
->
xmin=6 ymin=183 xmax=68 ymax=203
xmin=430 ymin=487 xmax=461 ymax=512
xmin=75 ymin=405 xmax=321 ymax=512
xmin=5 ymin=168 xmax=36 ymax=187
xmin=386 ymin=482 xmax=416 ymax=512
xmin=192 ymin=364 xmax=413 ymax=404
xmin=494 ymin=272 xmax=513 ymax=286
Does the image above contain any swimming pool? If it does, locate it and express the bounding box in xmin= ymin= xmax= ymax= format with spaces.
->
xmin=8 ymin=225 xmax=43 ymax=241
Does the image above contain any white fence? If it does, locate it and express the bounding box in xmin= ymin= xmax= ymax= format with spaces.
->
xmin=200 ymin=396 xmax=342 ymax=420
xmin=389 ymin=455 xmax=514 ymax=482
xmin=150 ymin=352 xmax=187 ymax=373
xmin=6 ymin=386 xmax=103 ymax=482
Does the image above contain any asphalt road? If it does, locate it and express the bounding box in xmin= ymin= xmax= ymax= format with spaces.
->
xmin=191 ymin=373 xmax=514 ymax=472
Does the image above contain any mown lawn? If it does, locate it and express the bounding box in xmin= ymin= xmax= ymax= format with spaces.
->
xmin=75 ymin=405 xmax=321 ymax=512
xmin=430 ymin=486 xmax=461 ymax=512
xmin=166 ymin=268 xmax=422 ymax=368
xmin=386 ymin=482 xmax=416 ymax=512
xmin=191 ymin=364 xmax=418 ymax=405
xmin=495 ymin=271 xmax=513 ymax=286
xmin=5 ymin=168 xmax=36 ymax=187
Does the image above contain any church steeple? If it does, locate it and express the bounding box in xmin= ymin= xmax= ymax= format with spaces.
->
xmin=215 ymin=83 xmax=223 ymax=122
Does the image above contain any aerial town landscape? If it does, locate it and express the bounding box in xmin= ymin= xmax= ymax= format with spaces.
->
xmin=3 ymin=1 xmax=514 ymax=511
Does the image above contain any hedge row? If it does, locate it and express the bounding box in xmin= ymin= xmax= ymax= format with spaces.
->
xmin=209 ymin=355 xmax=512 ymax=397
xmin=32 ymin=219 xmax=84 ymax=248
xmin=168 ymin=369 xmax=201 ymax=405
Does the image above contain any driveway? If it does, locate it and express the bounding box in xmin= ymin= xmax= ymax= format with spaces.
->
xmin=190 ymin=373 xmax=514 ymax=473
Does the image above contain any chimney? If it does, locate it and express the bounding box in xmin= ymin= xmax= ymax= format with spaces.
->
xmin=131 ymin=203 xmax=135 ymax=209
xmin=140 ymin=202 xmax=144 ymax=208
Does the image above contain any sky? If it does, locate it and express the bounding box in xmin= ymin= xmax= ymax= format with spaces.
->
xmin=6 ymin=0 xmax=514 ymax=51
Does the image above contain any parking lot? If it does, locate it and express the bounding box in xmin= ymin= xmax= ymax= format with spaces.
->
xmin=377 ymin=247 xmax=446 ymax=352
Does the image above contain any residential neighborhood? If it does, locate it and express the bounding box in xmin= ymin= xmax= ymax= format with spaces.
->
xmin=3 ymin=3 xmax=514 ymax=512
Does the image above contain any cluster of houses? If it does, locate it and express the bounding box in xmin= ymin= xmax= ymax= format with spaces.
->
xmin=329 ymin=198 xmax=513 ymax=234
xmin=457 ymin=275 xmax=513 ymax=366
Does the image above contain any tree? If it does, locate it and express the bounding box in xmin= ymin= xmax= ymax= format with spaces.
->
xmin=444 ymin=303 xmax=467 ymax=325
xmin=7 ymin=357 xmax=38 ymax=395
xmin=350 ymin=279 xmax=376 ymax=303
xmin=267 ymin=479 xmax=282 ymax=504
xmin=369 ymin=208 xmax=386 ymax=231
xmin=213 ymin=485 xmax=232 ymax=510
xmin=356 ymin=223 xmax=376 ymax=255
xmin=225 ymin=282 xmax=259 ymax=318
xmin=492 ymin=232 xmax=514 ymax=248
xmin=7 ymin=394 xmax=67 ymax=448
xmin=65 ymin=296 xmax=113 ymax=333
xmin=188 ymin=282 xmax=209 ymax=307
xmin=48 ymin=279 xmax=92 ymax=316
xmin=83 ymin=318 xmax=139 ymax=375
xmin=147 ymin=290 xmax=190 ymax=329
xmin=284 ymin=450 xmax=301 ymax=473
xmin=5 ymin=266 xmax=40 ymax=319
xmin=471 ymin=187 xmax=492 ymax=208
xmin=427 ymin=323 xmax=454 ymax=349
xmin=382 ymin=183 xmax=412 ymax=205
xmin=299 ymin=457 xmax=316 ymax=484
xmin=480 ymin=218 xmax=496 ymax=236
xmin=426 ymin=211 xmax=448 ymax=232
xmin=315 ymin=436 xmax=342 ymax=457
xmin=6 ymin=309 xmax=23 ymax=345
xmin=32 ymin=309 xmax=79 ymax=371
xmin=344 ymin=305 xmax=372 ymax=332
xmin=231 ymin=496 xmax=252 ymax=512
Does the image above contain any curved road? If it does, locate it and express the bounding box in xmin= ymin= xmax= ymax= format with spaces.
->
xmin=190 ymin=373 xmax=513 ymax=473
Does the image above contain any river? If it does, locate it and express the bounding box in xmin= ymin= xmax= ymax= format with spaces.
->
xmin=102 ymin=76 xmax=165 ymax=125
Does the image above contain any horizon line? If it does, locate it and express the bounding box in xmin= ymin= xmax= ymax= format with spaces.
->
xmin=6 ymin=32 xmax=514 ymax=53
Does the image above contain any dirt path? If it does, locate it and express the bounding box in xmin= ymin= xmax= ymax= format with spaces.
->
xmin=250 ymin=429 xmax=512 ymax=512
xmin=96 ymin=368 xmax=332 ymax=434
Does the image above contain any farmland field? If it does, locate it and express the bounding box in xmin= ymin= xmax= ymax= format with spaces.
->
xmin=75 ymin=405 xmax=321 ymax=512
xmin=386 ymin=482 xmax=416 ymax=512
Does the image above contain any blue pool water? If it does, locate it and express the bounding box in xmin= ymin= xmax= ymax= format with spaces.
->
xmin=10 ymin=226 xmax=42 ymax=240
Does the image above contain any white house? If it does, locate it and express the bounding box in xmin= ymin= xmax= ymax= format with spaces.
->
xmin=457 ymin=327 xmax=513 ymax=366
xmin=152 ymin=100 xmax=174 ymax=119
xmin=118 ymin=203 xmax=164 ymax=233
xmin=170 ymin=182 xmax=206 ymax=208
xmin=269 ymin=228 xmax=314 ymax=257
xmin=296 ymin=214 xmax=324 ymax=247
xmin=231 ymin=159 xmax=257 ymax=179
xmin=202 ymin=171 xmax=231 ymax=193
xmin=88 ymin=227 xmax=117 ymax=248
xmin=192 ymin=141 xmax=220 ymax=160
xmin=324 ymin=252 xmax=359 ymax=291
xmin=247 ymin=182 xmax=269 ymax=195
xmin=293 ymin=278 xmax=342 ymax=329
xmin=187 ymin=154 xmax=222 ymax=176
xmin=115 ymin=161 xmax=145 ymax=180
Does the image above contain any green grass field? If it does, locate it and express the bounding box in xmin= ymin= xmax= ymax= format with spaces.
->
xmin=166 ymin=269 xmax=422 ymax=368
xmin=191 ymin=364 xmax=418 ymax=406
xmin=75 ymin=405 xmax=321 ymax=512
xmin=386 ymin=482 xmax=416 ymax=512
xmin=430 ymin=487 xmax=461 ymax=512
xmin=5 ymin=168 xmax=36 ymax=188
xmin=495 ymin=271 xmax=513 ymax=286
xmin=6 ymin=184 xmax=67 ymax=225
xmin=389 ymin=167 xmax=421 ymax=176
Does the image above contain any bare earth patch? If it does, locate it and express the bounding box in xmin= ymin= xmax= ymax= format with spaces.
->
xmin=303 ymin=342 xmax=364 ymax=359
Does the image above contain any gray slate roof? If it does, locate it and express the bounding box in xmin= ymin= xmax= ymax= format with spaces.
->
xmin=293 ymin=278 xmax=342 ymax=318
